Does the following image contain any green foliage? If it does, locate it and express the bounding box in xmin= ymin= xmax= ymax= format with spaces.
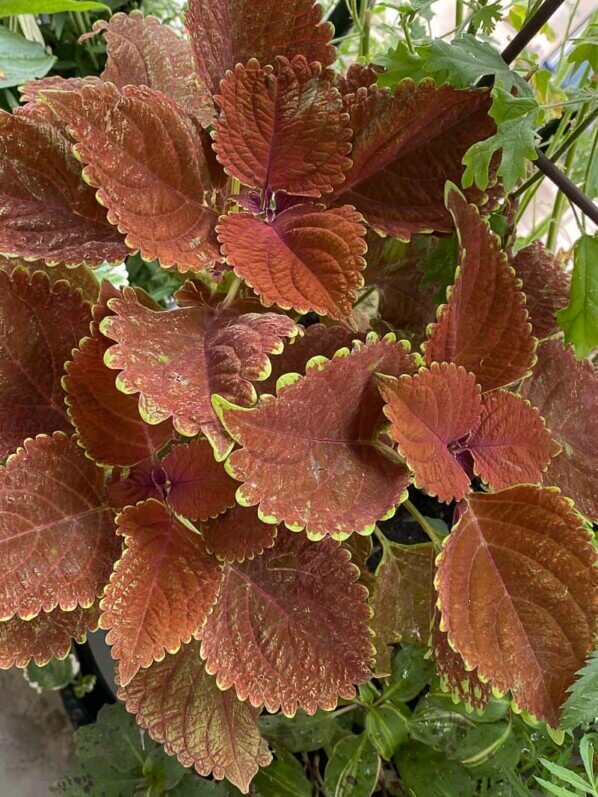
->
xmin=259 ymin=709 xmax=339 ymax=753
xmin=417 ymin=234 xmax=458 ymax=304
xmin=395 ymin=742 xmax=475 ymax=796
xmin=0 ymin=1 xmax=109 ymax=14
xmin=567 ymin=21 xmax=598 ymax=73
xmin=561 ymin=650 xmax=598 ymax=729
xmin=365 ymin=703 xmax=410 ymax=759
xmin=26 ymin=655 xmax=96 ymax=697
xmin=253 ymin=749 xmax=311 ymax=797
xmin=557 ymin=234 xmax=598 ymax=359
xmin=382 ymin=644 xmax=436 ymax=703
xmin=379 ymin=34 xmax=531 ymax=96
xmin=324 ymin=734 xmax=380 ymax=797
xmin=57 ymin=704 xmax=201 ymax=797
xmin=0 ymin=26 xmax=56 ymax=88
xmin=463 ymin=83 xmax=539 ymax=192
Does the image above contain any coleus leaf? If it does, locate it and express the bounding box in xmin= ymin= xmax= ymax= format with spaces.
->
xmin=200 ymin=530 xmax=373 ymax=715
xmin=364 ymin=233 xmax=437 ymax=342
xmin=467 ymin=391 xmax=559 ymax=491
xmin=186 ymin=0 xmax=336 ymax=96
xmin=520 ymin=339 xmax=598 ymax=520
xmin=431 ymin=608 xmax=491 ymax=711
xmin=119 ymin=640 xmax=271 ymax=793
xmin=217 ymin=204 xmax=367 ymax=320
xmin=369 ymin=541 xmax=435 ymax=676
xmin=329 ymin=81 xmax=495 ymax=239
xmin=0 ymin=112 xmax=127 ymax=265
xmin=512 ymin=241 xmax=570 ymax=340
xmin=0 ymin=432 xmax=118 ymax=621
xmin=0 ymin=256 xmax=101 ymax=305
xmin=64 ymin=332 xmax=173 ymax=468
xmin=101 ymin=289 xmax=298 ymax=458
xmin=100 ymin=499 xmax=223 ymax=686
xmin=424 ymin=185 xmax=535 ymax=391
xmin=201 ymin=504 xmax=278 ymax=563
xmin=63 ymin=280 xmax=173 ymax=468
xmin=0 ymin=268 xmax=92 ymax=459
xmin=158 ymin=439 xmax=238 ymax=520
xmin=85 ymin=10 xmax=214 ymax=125
xmin=18 ymin=75 xmax=103 ymax=124
xmin=436 ymin=486 xmax=598 ymax=726
xmin=0 ymin=605 xmax=100 ymax=669
xmin=215 ymin=334 xmax=415 ymax=538
xmin=41 ymin=83 xmax=220 ymax=271
xmin=260 ymin=323 xmax=358 ymax=395
xmin=378 ymin=362 xmax=481 ymax=503
xmin=214 ymin=56 xmax=351 ymax=196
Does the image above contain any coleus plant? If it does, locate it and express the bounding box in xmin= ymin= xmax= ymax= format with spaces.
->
xmin=0 ymin=1 xmax=596 ymax=793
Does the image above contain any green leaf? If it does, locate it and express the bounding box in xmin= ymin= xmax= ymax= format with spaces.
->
xmin=169 ymin=777 xmax=237 ymax=796
xmin=258 ymin=709 xmax=339 ymax=753
xmin=253 ymin=749 xmax=311 ymax=797
xmin=469 ymin=1 xmax=502 ymax=35
xmin=0 ymin=26 xmax=55 ymax=89
xmin=567 ymin=22 xmax=598 ymax=72
xmin=452 ymin=722 xmax=520 ymax=776
xmin=462 ymin=84 xmax=538 ymax=192
xmin=534 ymin=778 xmax=580 ymax=797
xmin=580 ymin=733 xmax=598 ymax=787
xmin=0 ymin=0 xmax=108 ymax=14
xmin=26 ymin=655 xmax=76 ymax=691
xmin=382 ymin=644 xmax=435 ymax=703
xmin=57 ymin=704 xmax=192 ymax=797
xmin=365 ymin=702 xmax=410 ymax=759
xmin=379 ymin=34 xmax=531 ymax=96
xmin=539 ymin=759 xmax=593 ymax=794
xmin=395 ymin=742 xmax=475 ymax=796
xmin=561 ymin=650 xmax=598 ymax=729
xmin=557 ymin=235 xmax=598 ymax=359
xmin=418 ymin=234 xmax=458 ymax=305
xmin=324 ymin=734 xmax=380 ymax=796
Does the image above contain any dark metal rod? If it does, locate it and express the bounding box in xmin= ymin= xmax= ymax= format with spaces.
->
xmin=501 ymin=0 xmax=567 ymax=64
xmin=534 ymin=151 xmax=598 ymax=225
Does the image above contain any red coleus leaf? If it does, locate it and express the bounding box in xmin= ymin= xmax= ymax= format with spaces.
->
xmin=0 ymin=604 xmax=100 ymax=669
xmin=329 ymin=82 xmax=495 ymax=239
xmin=64 ymin=332 xmax=173 ymax=468
xmin=215 ymin=335 xmax=414 ymax=538
xmin=0 ymin=432 xmax=118 ymax=621
xmin=86 ymin=10 xmax=213 ymax=125
xmin=186 ymin=0 xmax=336 ymax=96
xmin=201 ymin=504 xmax=278 ymax=563
xmin=260 ymin=323 xmax=359 ymax=394
xmin=425 ymin=186 xmax=535 ymax=391
xmin=107 ymin=459 xmax=160 ymax=510
xmin=200 ymin=530 xmax=372 ymax=715
xmin=368 ymin=540 xmax=435 ymax=676
xmin=18 ymin=75 xmax=102 ymax=123
xmin=0 ymin=112 xmax=127 ymax=266
xmin=0 ymin=268 xmax=92 ymax=459
xmin=436 ymin=486 xmax=598 ymax=726
xmin=42 ymin=83 xmax=220 ymax=271
xmin=0 ymin=256 xmax=101 ymax=305
xmin=378 ymin=362 xmax=482 ymax=503
xmin=158 ymin=439 xmax=238 ymax=519
xmin=119 ymin=641 xmax=271 ymax=793
xmin=430 ymin=608 xmax=491 ymax=711
xmin=214 ymin=56 xmax=351 ymax=196
xmin=468 ymin=391 xmax=559 ymax=491
xmin=520 ymin=339 xmax=598 ymax=520
xmin=101 ymin=290 xmax=298 ymax=458
xmin=512 ymin=241 xmax=570 ymax=340
xmin=217 ymin=204 xmax=367 ymax=320
xmin=100 ymin=499 xmax=223 ymax=686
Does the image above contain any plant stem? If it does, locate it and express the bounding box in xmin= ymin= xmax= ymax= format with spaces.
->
xmin=400 ymin=15 xmax=415 ymax=54
xmin=222 ymin=275 xmax=242 ymax=308
xmin=358 ymin=0 xmax=371 ymax=59
xmin=455 ymin=0 xmax=464 ymax=29
xmin=403 ymin=499 xmax=443 ymax=551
